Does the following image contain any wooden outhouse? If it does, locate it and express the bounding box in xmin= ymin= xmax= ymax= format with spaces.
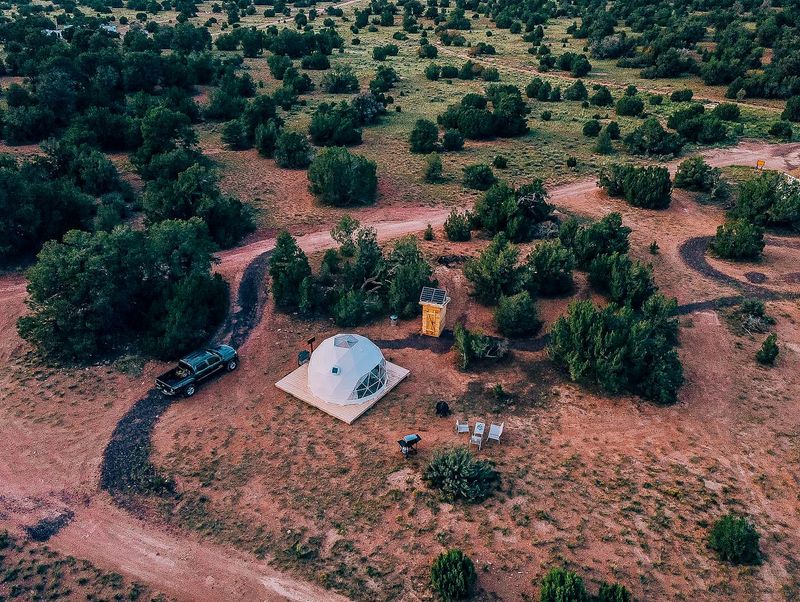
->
xmin=419 ymin=287 xmax=450 ymax=337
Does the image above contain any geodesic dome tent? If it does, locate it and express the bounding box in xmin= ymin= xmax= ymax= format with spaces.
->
xmin=307 ymin=334 xmax=389 ymax=405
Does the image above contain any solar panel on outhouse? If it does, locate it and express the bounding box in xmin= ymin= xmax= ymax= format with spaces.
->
xmin=419 ymin=286 xmax=448 ymax=307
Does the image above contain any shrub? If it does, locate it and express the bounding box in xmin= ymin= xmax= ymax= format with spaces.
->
xmin=590 ymin=85 xmax=613 ymax=106
xmin=308 ymin=147 xmax=377 ymax=206
xmin=274 ymin=131 xmax=312 ymax=168
xmin=462 ymin=164 xmax=496 ymax=190
xmin=582 ymin=119 xmax=601 ymax=137
xmin=566 ymin=156 xmax=577 ymax=167
xmin=606 ymin=121 xmax=620 ymax=139
xmin=424 ymin=224 xmax=434 ymax=241
xmin=473 ymin=181 xmax=554 ymax=242
xmin=564 ymin=79 xmax=588 ymax=101
xmin=425 ymin=63 xmax=441 ymax=80
xmin=588 ymin=252 xmax=656 ymax=309
xmin=430 ymin=549 xmax=477 ymax=602
xmin=649 ymin=94 xmax=663 ymax=105
xmin=624 ymin=118 xmax=684 ymax=156
xmin=463 ymin=235 xmax=519 ymax=304
xmin=320 ymin=65 xmax=359 ymax=93
xmin=444 ymin=209 xmax=472 ymax=241
xmin=597 ymin=582 xmax=632 ymax=602
xmin=410 ymin=119 xmax=439 ymax=153
xmin=301 ymin=51 xmax=330 ymax=70
xmin=674 ymin=156 xmax=717 ymax=192
xmin=615 ymin=95 xmax=644 ymax=117
xmin=549 ymin=296 xmax=683 ymax=404
xmin=769 ymin=121 xmax=793 ymax=140
xmin=670 ymin=89 xmax=693 ymax=102
xmin=521 ymin=240 xmax=576 ymax=296
xmin=708 ymin=514 xmax=761 ymax=565
xmin=782 ymin=96 xmax=800 ymax=122
xmin=710 ymin=219 xmax=765 ymax=261
xmin=712 ymin=103 xmax=740 ymax=121
xmin=594 ymin=129 xmax=613 ymax=154
xmin=756 ymin=333 xmax=779 ymax=365
xmin=310 ymin=102 xmax=362 ymax=146
xmin=541 ymin=110 xmax=552 ymax=121
xmin=424 ymin=152 xmax=443 ymax=182
xmin=493 ymin=155 xmax=508 ymax=169
xmin=442 ymin=129 xmax=465 ymax=151
xmin=387 ymin=236 xmax=434 ymax=318
xmin=494 ymin=291 xmax=541 ymax=337
xmin=539 ymin=567 xmax=589 ymax=602
xmin=599 ymin=164 xmax=672 ymax=209
xmin=559 ymin=212 xmax=631 ymax=268
xmin=269 ymin=231 xmax=312 ymax=308
xmin=423 ymin=447 xmax=499 ymax=502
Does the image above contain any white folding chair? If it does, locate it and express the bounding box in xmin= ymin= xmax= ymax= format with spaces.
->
xmin=456 ymin=419 xmax=470 ymax=434
xmin=470 ymin=433 xmax=482 ymax=450
xmin=487 ymin=422 xmax=504 ymax=444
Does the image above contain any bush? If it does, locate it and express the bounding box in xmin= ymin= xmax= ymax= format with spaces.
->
xmin=424 ymin=152 xmax=443 ymax=182
xmin=594 ymin=129 xmax=613 ymax=154
xmin=442 ymin=129 xmax=465 ymax=151
xmin=582 ymin=119 xmax=601 ymax=137
xmin=782 ymin=96 xmax=800 ymax=122
xmin=606 ymin=121 xmax=620 ymax=139
xmin=564 ymin=79 xmax=588 ymax=101
xmin=308 ymin=147 xmax=377 ymax=206
xmin=649 ymin=94 xmax=663 ymax=105
xmin=588 ymin=252 xmax=656 ymax=309
xmin=624 ymin=118 xmax=684 ymax=156
xmin=559 ymin=212 xmax=630 ymax=268
xmin=473 ymin=181 xmax=554 ymax=242
xmin=310 ymin=102 xmax=362 ymax=146
xmin=712 ymin=103 xmax=740 ymax=121
xmin=521 ymin=240 xmax=576 ymax=296
xmin=674 ymin=156 xmax=717 ymax=192
xmin=387 ymin=236 xmax=434 ymax=318
xmin=549 ymin=295 xmax=683 ymax=403
xmin=710 ymin=219 xmax=765 ymax=261
xmin=423 ymin=446 xmax=499 ymax=502
xmin=597 ymin=582 xmax=632 ymax=602
xmin=539 ymin=568 xmax=589 ymax=602
xmin=425 ymin=63 xmax=441 ymax=80
xmin=769 ymin=121 xmax=793 ymax=140
xmin=756 ymin=333 xmax=779 ymax=365
xmin=269 ymin=231 xmax=312 ymax=308
xmin=410 ymin=119 xmax=439 ymax=153
xmin=320 ymin=65 xmax=359 ymax=93
xmin=670 ymin=89 xmax=693 ymax=102
xmin=492 ymin=155 xmax=508 ymax=169
xmin=430 ymin=549 xmax=477 ymax=602
xmin=598 ymin=164 xmax=672 ymax=209
xmin=494 ymin=291 xmax=541 ymax=337
xmin=590 ymin=85 xmax=613 ymax=107
xmin=444 ymin=209 xmax=472 ymax=241
xmin=274 ymin=131 xmax=312 ymax=168
xmin=462 ymin=164 xmax=496 ymax=190
xmin=708 ymin=514 xmax=761 ymax=565
xmin=615 ymin=95 xmax=644 ymax=117
xmin=463 ymin=235 xmax=519 ymax=304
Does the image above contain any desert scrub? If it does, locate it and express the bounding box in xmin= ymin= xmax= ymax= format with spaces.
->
xmin=430 ymin=549 xmax=477 ymax=601
xmin=756 ymin=333 xmax=779 ymax=365
xmin=423 ymin=447 xmax=499 ymax=503
xmin=708 ymin=514 xmax=761 ymax=564
xmin=539 ymin=567 xmax=589 ymax=602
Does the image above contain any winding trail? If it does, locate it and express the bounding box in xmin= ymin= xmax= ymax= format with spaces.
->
xmin=2 ymin=141 xmax=799 ymax=602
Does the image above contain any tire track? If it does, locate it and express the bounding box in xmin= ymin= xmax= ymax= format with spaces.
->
xmin=100 ymin=250 xmax=273 ymax=502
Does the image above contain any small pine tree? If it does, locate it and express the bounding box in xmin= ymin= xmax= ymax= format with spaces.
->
xmin=494 ymin=291 xmax=541 ymax=337
xmin=539 ymin=567 xmax=589 ymax=602
xmin=708 ymin=514 xmax=761 ymax=565
xmin=424 ymin=152 xmax=443 ymax=182
xmin=424 ymin=224 xmax=434 ymax=240
xmin=597 ymin=581 xmax=632 ymax=602
xmin=430 ymin=549 xmax=477 ymax=602
xmin=444 ymin=209 xmax=472 ymax=241
xmin=594 ymin=129 xmax=613 ymax=154
xmin=423 ymin=447 xmax=500 ymax=502
xmin=756 ymin=333 xmax=779 ymax=365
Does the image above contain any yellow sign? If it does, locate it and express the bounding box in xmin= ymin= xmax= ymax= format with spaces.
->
xmin=756 ymin=160 xmax=765 ymax=169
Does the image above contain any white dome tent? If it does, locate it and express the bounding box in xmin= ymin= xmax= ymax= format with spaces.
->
xmin=275 ymin=333 xmax=410 ymax=424
xmin=307 ymin=334 xmax=388 ymax=405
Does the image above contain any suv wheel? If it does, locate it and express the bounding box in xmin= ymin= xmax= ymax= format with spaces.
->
xmin=226 ymin=359 xmax=238 ymax=371
xmin=184 ymin=385 xmax=196 ymax=397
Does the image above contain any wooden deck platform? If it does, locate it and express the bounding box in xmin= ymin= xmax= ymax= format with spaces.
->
xmin=275 ymin=362 xmax=410 ymax=424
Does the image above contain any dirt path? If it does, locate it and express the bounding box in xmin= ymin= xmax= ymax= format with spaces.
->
xmin=1 ymin=140 xmax=798 ymax=602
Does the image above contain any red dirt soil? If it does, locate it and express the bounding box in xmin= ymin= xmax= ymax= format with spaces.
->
xmin=1 ymin=141 xmax=799 ymax=601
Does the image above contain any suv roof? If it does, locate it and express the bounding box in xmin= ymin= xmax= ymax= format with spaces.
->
xmin=181 ymin=349 xmax=218 ymax=367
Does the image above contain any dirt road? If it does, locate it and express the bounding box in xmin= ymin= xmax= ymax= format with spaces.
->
xmin=1 ymin=140 xmax=798 ymax=602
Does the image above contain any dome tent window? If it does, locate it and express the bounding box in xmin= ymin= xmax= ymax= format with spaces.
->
xmin=350 ymin=360 xmax=387 ymax=400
